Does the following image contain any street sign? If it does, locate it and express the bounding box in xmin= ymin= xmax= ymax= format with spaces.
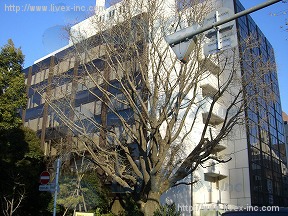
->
xmin=204 ymin=34 xmax=237 ymax=55
xmin=39 ymin=184 xmax=57 ymax=192
xmin=203 ymin=7 xmax=237 ymax=55
xmin=165 ymin=24 xmax=200 ymax=63
xmin=203 ymin=7 xmax=234 ymax=29
xmin=39 ymin=184 xmax=51 ymax=191
xmin=40 ymin=171 xmax=50 ymax=185
xmin=39 ymin=183 xmax=60 ymax=192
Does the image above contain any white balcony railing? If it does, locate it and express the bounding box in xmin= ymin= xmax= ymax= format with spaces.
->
xmin=204 ymin=160 xmax=228 ymax=182
xmin=202 ymin=98 xmax=226 ymax=125
xmin=204 ymin=126 xmax=227 ymax=153
xmin=199 ymin=58 xmax=221 ymax=75
xmin=200 ymin=73 xmax=219 ymax=97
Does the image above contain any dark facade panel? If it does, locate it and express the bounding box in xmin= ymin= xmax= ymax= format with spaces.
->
xmin=235 ymin=0 xmax=288 ymax=206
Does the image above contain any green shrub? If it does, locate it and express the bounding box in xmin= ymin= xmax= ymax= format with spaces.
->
xmin=153 ymin=203 xmax=181 ymax=216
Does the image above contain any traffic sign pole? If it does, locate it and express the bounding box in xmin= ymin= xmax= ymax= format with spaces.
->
xmin=53 ymin=158 xmax=61 ymax=216
xmin=215 ymin=11 xmax=221 ymax=50
xmin=165 ymin=0 xmax=282 ymax=49
xmin=202 ymin=7 xmax=238 ymax=55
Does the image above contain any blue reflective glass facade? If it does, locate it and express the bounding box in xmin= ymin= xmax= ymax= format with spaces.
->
xmin=234 ymin=0 xmax=288 ymax=206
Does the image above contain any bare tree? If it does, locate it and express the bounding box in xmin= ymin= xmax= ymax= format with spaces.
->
xmin=271 ymin=1 xmax=288 ymax=32
xmin=1 ymin=175 xmax=26 ymax=216
xmin=33 ymin=0 xmax=276 ymax=214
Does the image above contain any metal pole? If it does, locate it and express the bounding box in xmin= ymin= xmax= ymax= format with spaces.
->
xmin=191 ymin=173 xmax=193 ymax=216
xmin=53 ymin=158 xmax=61 ymax=216
xmin=167 ymin=0 xmax=281 ymax=46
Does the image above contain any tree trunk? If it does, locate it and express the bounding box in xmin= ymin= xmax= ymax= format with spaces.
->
xmin=141 ymin=192 xmax=161 ymax=216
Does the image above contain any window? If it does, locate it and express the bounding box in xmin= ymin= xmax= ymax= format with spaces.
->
xmin=108 ymin=9 xmax=115 ymax=19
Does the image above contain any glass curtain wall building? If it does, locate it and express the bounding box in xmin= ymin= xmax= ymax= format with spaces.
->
xmin=234 ymin=0 xmax=288 ymax=206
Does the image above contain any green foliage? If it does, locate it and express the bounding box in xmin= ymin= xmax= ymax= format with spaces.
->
xmin=56 ymin=171 xmax=112 ymax=215
xmin=153 ymin=203 xmax=181 ymax=216
xmin=95 ymin=208 xmax=114 ymax=216
xmin=0 ymin=39 xmax=26 ymax=131
xmin=0 ymin=126 xmax=51 ymax=215
xmin=118 ymin=196 xmax=143 ymax=216
xmin=82 ymin=172 xmax=112 ymax=212
xmin=57 ymin=176 xmax=84 ymax=210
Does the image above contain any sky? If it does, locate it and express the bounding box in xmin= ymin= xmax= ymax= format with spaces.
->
xmin=0 ymin=0 xmax=287 ymax=113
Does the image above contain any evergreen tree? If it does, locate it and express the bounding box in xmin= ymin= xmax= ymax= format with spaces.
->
xmin=0 ymin=40 xmax=51 ymax=215
xmin=0 ymin=39 xmax=26 ymax=131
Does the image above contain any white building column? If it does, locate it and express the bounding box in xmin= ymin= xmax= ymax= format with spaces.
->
xmin=96 ymin=0 xmax=105 ymax=12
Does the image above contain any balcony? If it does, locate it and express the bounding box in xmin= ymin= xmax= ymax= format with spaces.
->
xmin=204 ymin=126 xmax=227 ymax=153
xmin=213 ymin=141 xmax=227 ymax=153
xmin=199 ymin=58 xmax=221 ymax=75
xmin=204 ymin=160 xmax=228 ymax=182
xmin=202 ymin=98 xmax=226 ymax=125
xmin=200 ymin=73 xmax=219 ymax=97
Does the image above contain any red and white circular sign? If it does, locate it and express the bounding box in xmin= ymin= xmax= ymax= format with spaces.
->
xmin=40 ymin=171 xmax=50 ymax=185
